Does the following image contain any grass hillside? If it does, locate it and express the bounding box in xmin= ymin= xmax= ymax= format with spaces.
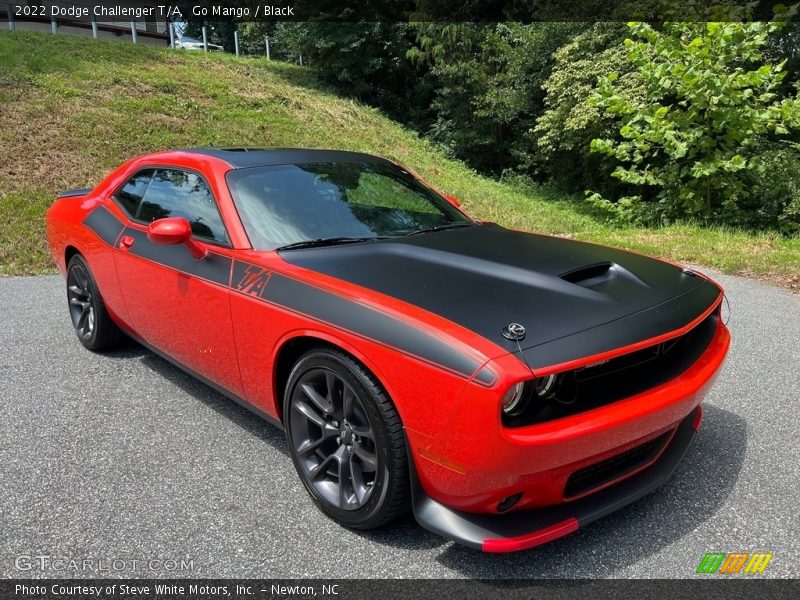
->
xmin=1 ymin=31 xmax=798 ymax=289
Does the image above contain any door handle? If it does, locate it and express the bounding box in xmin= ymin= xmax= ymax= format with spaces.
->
xmin=119 ymin=235 xmax=135 ymax=251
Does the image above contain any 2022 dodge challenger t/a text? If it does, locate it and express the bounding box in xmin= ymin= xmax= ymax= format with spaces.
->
xmin=45 ymin=148 xmax=730 ymax=552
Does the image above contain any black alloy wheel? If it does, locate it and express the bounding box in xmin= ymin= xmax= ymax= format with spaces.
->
xmin=67 ymin=261 xmax=95 ymax=341
xmin=284 ymin=348 xmax=409 ymax=528
xmin=66 ymin=254 xmax=122 ymax=351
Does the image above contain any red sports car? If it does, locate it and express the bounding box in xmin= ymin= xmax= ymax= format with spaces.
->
xmin=46 ymin=148 xmax=730 ymax=552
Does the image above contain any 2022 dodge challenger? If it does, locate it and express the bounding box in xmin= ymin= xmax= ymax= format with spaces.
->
xmin=46 ymin=148 xmax=730 ymax=552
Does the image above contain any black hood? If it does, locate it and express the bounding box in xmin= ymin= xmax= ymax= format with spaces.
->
xmin=280 ymin=224 xmax=720 ymax=360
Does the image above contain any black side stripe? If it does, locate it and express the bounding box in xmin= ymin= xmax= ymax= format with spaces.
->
xmin=255 ymin=269 xmax=483 ymax=379
xmin=121 ymin=227 xmax=232 ymax=287
xmin=474 ymin=366 xmax=497 ymax=386
xmin=83 ymin=205 xmax=124 ymax=247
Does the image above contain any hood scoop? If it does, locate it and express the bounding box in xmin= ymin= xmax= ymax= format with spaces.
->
xmin=560 ymin=262 xmax=614 ymax=286
xmin=560 ymin=261 xmax=650 ymax=292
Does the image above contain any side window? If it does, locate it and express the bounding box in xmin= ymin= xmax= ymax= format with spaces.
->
xmin=114 ymin=169 xmax=154 ymax=217
xmin=137 ymin=169 xmax=229 ymax=244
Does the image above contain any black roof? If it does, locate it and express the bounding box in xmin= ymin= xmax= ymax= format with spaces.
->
xmin=184 ymin=147 xmax=392 ymax=169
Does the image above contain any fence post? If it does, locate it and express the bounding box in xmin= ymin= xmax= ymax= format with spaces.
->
xmin=91 ymin=14 xmax=97 ymax=38
xmin=130 ymin=21 xmax=137 ymax=44
xmin=50 ymin=15 xmax=56 ymax=34
xmin=234 ymin=30 xmax=239 ymax=56
xmin=265 ymin=36 xmax=271 ymax=59
xmin=202 ymin=26 xmax=208 ymax=52
xmin=299 ymin=54 xmax=302 ymax=66
xmin=7 ymin=3 xmax=14 ymax=31
xmin=168 ymin=22 xmax=175 ymax=48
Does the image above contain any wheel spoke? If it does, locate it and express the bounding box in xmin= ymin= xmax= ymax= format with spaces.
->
xmin=342 ymin=387 xmax=355 ymax=420
xmin=301 ymin=383 xmax=333 ymax=415
xmin=350 ymin=424 xmax=374 ymax=440
xmin=349 ymin=454 xmax=370 ymax=504
xmin=69 ymin=298 xmax=89 ymax=308
xmin=297 ymin=434 xmax=327 ymax=457
xmin=352 ymin=443 xmax=377 ymax=471
xmin=76 ymin=308 xmax=89 ymax=333
xmin=324 ymin=371 xmax=338 ymax=402
xmin=292 ymin=399 xmax=326 ymax=429
xmin=78 ymin=269 xmax=90 ymax=292
xmin=308 ymin=451 xmax=336 ymax=481
xmin=337 ymin=449 xmax=350 ymax=507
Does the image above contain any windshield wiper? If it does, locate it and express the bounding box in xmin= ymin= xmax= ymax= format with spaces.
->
xmin=405 ymin=222 xmax=475 ymax=236
xmin=275 ymin=236 xmax=386 ymax=251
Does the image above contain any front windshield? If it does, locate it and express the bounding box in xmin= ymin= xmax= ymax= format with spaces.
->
xmin=226 ymin=162 xmax=471 ymax=250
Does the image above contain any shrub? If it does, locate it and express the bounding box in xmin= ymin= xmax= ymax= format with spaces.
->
xmin=589 ymin=10 xmax=800 ymax=229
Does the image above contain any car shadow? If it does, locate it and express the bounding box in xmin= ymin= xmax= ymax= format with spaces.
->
xmin=104 ymin=339 xmax=289 ymax=456
xmin=103 ymin=342 xmax=747 ymax=573
xmin=109 ymin=341 xmax=448 ymax=552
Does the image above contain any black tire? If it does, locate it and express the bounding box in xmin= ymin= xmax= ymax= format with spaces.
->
xmin=283 ymin=347 xmax=410 ymax=529
xmin=66 ymin=254 xmax=123 ymax=351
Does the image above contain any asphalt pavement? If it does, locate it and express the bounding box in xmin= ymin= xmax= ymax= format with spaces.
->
xmin=0 ymin=271 xmax=798 ymax=578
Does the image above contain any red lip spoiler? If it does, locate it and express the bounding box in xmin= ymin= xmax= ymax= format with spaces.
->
xmin=482 ymin=518 xmax=580 ymax=553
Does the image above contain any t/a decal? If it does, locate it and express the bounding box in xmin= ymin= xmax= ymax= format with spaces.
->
xmin=235 ymin=265 xmax=271 ymax=298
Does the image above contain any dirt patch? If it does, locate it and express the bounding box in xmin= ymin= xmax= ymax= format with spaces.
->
xmin=0 ymin=89 xmax=101 ymax=193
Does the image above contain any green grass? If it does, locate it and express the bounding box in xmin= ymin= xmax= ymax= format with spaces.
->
xmin=1 ymin=31 xmax=798 ymax=288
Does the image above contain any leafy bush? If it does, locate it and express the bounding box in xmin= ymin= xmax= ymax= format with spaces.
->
xmin=590 ymin=12 xmax=800 ymax=229
xmin=748 ymin=145 xmax=800 ymax=235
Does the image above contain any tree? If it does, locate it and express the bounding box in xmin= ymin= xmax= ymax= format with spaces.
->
xmin=589 ymin=9 xmax=800 ymax=225
xmin=411 ymin=23 xmax=584 ymax=174
xmin=270 ymin=23 xmax=430 ymax=127
xmin=533 ymin=23 xmax=635 ymax=190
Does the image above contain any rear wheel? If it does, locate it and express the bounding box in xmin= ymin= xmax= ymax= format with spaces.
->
xmin=66 ymin=254 xmax=122 ymax=351
xmin=284 ymin=348 xmax=410 ymax=529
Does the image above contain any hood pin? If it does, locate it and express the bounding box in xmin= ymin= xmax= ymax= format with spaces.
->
xmin=502 ymin=323 xmax=526 ymax=341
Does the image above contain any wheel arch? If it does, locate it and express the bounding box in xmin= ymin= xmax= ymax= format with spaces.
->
xmin=271 ymin=331 xmax=397 ymax=424
xmin=65 ymin=244 xmax=82 ymax=265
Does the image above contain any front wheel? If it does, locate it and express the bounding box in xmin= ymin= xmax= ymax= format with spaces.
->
xmin=283 ymin=348 xmax=410 ymax=529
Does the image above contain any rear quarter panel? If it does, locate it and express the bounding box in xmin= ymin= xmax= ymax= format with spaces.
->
xmin=46 ymin=193 xmax=128 ymax=328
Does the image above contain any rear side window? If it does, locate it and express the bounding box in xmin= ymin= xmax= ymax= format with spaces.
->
xmin=114 ymin=169 xmax=154 ymax=217
xmin=137 ymin=169 xmax=229 ymax=244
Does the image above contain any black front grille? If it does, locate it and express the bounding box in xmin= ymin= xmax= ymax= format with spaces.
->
xmin=504 ymin=310 xmax=719 ymax=427
xmin=563 ymin=431 xmax=671 ymax=498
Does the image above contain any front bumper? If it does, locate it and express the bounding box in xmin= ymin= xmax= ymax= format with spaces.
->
xmin=411 ymin=405 xmax=701 ymax=552
xmin=407 ymin=317 xmax=729 ymax=513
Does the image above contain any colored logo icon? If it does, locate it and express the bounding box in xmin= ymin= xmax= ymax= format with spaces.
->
xmin=696 ymin=552 xmax=773 ymax=574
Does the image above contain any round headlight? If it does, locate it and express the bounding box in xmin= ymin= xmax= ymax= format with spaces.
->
xmin=533 ymin=374 xmax=560 ymax=399
xmin=502 ymin=382 xmax=528 ymax=416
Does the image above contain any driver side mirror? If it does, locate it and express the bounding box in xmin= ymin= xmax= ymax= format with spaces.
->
xmin=147 ymin=217 xmax=207 ymax=259
xmin=444 ymin=194 xmax=461 ymax=208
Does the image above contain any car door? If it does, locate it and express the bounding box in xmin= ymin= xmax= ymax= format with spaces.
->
xmin=111 ymin=167 xmax=244 ymax=397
